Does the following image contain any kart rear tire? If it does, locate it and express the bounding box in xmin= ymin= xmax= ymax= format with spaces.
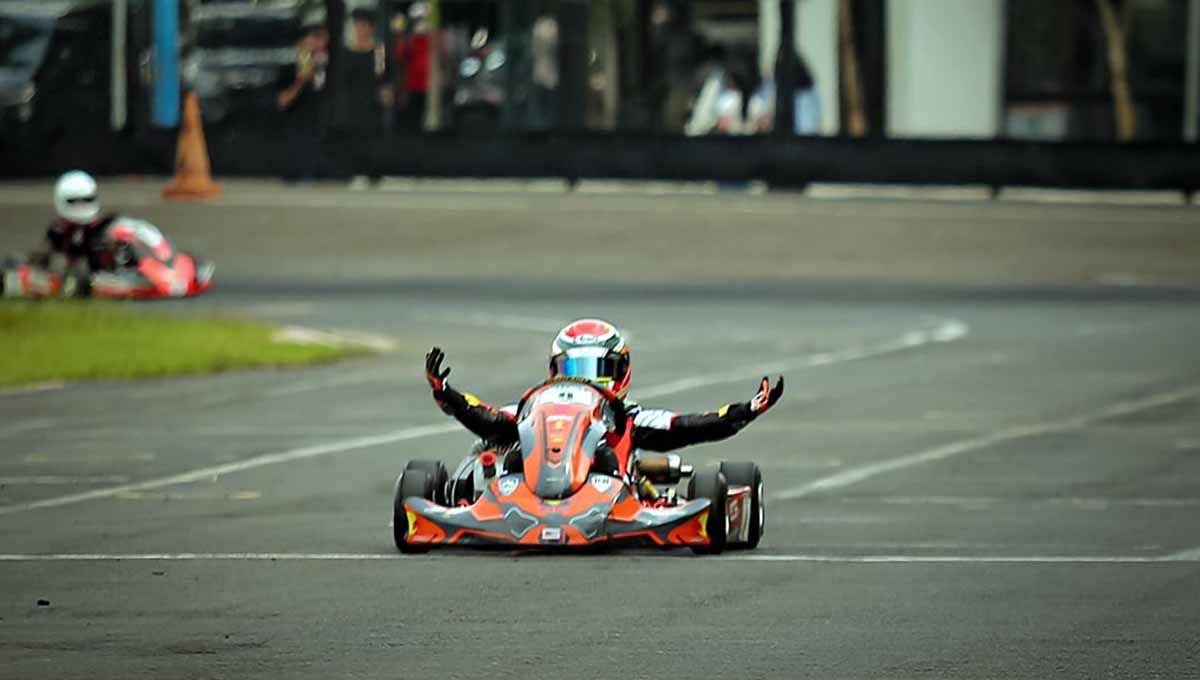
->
xmin=404 ymin=459 xmax=448 ymax=506
xmin=719 ymin=461 xmax=764 ymax=550
xmin=687 ymin=470 xmax=729 ymax=555
xmin=393 ymin=469 xmax=435 ymax=554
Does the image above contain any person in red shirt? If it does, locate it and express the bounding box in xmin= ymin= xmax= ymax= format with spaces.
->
xmin=394 ymin=2 xmax=431 ymax=131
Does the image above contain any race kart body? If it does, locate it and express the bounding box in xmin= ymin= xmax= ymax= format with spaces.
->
xmin=393 ymin=378 xmax=765 ymax=555
xmin=3 ymin=217 xmax=213 ymax=299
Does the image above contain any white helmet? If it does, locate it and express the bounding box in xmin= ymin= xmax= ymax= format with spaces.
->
xmin=53 ymin=171 xmax=100 ymax=224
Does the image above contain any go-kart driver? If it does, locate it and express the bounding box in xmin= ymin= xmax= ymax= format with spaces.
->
xmin=2 ymin=171 xmax=133 ymax=298
xmin=424 ymin=318 xmax=784 ymax=475
xmin=42 ymin=171 xmax=123 ymax=272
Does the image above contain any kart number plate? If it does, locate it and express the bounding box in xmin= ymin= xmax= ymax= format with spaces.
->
xmin=540 ymin=527 xmax=564 ymax=543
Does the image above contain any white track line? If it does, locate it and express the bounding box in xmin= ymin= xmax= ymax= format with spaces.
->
xmin=0 ymin=476 xmax=131 ymax=485
xmin=0 ymin=423 xmax=460 ymax=517
xmin=720 ymin=554 xmax=1189 ymax=564
xmin=1162 ymin=546 xmax=1200 ymax=561
xmin=0 ymin=383 xmax=63 ymax=399
xmin=775 ymin=384 xmax=1200 ymax=500
xmin=0 ymin=552 xmax=1193 ymax=563
xmin=638 ymin=319 xmax=967 ymax=399
xmin=0 ymin=418 xmax=55 ymax=438
xmin=0 ymin=319 xmax=967 ymax=518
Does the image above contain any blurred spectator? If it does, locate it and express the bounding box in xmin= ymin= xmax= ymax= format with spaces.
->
xmin=650 ymin=1 xmax=707 ymax=133
xmin=747 ymin=54 xmax=822 ymax=135
xmin=330 ymin=8 xmax=392 ymax=182
xmin=528 ymin=15 xmax=559 ymax=130
xmin=340 ymin=9 xmax=392 ymax=135
xmin=395 ymin=2 xmax=431 ymax=132
xmin=685 ymin=48 xmax=757 ymax=136
xmin=275 ymin=16 xmax=329 ymax=180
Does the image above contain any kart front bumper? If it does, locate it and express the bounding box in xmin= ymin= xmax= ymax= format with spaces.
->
xmin=401 ymin=473 xmax=715 ymax=550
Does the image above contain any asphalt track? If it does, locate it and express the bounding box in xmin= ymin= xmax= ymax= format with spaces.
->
xmin=2 ymin=184 xmax=1200 ymax=679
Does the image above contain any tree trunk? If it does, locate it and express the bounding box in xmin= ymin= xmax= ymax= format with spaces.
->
xmin=1096 ymin=0 xmax=1137 ymax=141
xmin=838 ymin=0 xmax=868 ymax=137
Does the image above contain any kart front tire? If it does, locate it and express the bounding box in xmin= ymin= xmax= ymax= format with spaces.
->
xmin=687 ymin=470 xmax=729 ymax=555
xmin=404 ymin=459 xmax=449 ymax=506
xmin=64 ymin=261 xmax=92 ymax=298
xmin=719 ymin=461 xmax=764 ymax=550
xmin=393 ymin=469 xmax=435 ymax=554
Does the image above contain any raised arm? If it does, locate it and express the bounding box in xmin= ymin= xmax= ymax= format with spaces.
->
xmin=632 ymin=376 xmax=784 ymax=452
xmin=424 ymin=347 xmax=519 ymax=444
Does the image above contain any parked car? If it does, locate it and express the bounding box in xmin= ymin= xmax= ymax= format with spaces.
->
xmin=183 ymin=3 xmax=299 ymax=125
xmin=0 ymin=0 xmax=111 ymax=145
xmin=451 ymin=32 xmax=505 ymax=133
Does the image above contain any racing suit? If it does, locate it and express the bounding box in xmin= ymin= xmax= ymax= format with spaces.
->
xmin=42 ymin=215 xmax=118 ymax=272
xmin=430 ymin=382 xmax=764 ymax=454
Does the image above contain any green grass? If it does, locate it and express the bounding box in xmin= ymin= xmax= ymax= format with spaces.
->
xmin=0 ymin=301 xmax=362 ymax=387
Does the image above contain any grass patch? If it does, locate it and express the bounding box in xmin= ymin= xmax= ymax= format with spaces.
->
xmin=0 ymin=301 xmax=364 ymax=387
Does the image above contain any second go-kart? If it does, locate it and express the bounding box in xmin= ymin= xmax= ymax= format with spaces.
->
xmin=393 ymin=377 xmax=764 ymax=555
xmin=3 ymin=217 xmax=213 ymax=299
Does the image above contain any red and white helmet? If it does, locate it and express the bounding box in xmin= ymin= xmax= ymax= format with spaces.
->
xmin=549 ymin=319 xmax=632 ymax=397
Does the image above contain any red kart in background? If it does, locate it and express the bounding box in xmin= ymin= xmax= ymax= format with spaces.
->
xmin=393 ymin=377 xmax=765 ymax=555
xmin=3 ymin=217 xmax=213 ymax=299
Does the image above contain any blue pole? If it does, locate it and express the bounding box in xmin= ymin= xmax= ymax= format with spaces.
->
xmin=151 ymin=0 xmax=179 ymax=127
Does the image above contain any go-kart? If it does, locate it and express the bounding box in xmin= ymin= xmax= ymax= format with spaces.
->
xmin=393 ymin=377 xmax=764 ymax=555
xmin=2 ymin=217 xmax=213 ymax=299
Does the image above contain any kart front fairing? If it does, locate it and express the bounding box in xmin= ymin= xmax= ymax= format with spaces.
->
xmin=403 ymin=379 xmax=718 ymax=550
xmin=403 ymin=471 xmax=714 ymax=549
xmin=95 ymin=218 xmax=213 ymax=298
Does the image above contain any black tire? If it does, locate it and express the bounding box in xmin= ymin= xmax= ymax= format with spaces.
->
xmin=404 ymin=459 xmax=448 ymax=506
xmin=719 ymin=462 xmax=764 ymax=550
xmin=393 ymin=469 xmax=435 ymax=553
xmin=687 ymin=470 xmax=729 ymax=555
xmin=64 ymin=261 xmax=92 ymax=298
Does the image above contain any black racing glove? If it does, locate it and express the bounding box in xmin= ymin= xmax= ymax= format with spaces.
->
xmin=748 ymin=375 xmax=784 ymax=418
xmin=425 ymin=346 xmax=451 ymax=392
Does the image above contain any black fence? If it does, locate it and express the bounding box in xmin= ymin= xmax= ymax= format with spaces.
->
xmin=4 ymin=127 xmax=1200 ymax=193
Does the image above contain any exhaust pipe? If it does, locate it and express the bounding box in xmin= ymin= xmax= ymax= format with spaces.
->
xmin=635 ymin=453 xmax=692 ymax=484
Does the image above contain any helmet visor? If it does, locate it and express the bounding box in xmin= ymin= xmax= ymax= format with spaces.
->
xmin=552 ymin=355 xmax=625 ymax=386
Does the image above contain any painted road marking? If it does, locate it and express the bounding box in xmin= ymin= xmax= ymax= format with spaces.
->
xmin=839 ymin=496 xmax=1200 ymax=508
xmin=0 ymin=319 xmax=968 ymax=518
xmin=0 ymin=476 xmax=131 ymax=485
xmin=113 ymin=490 xmax=260 ymax=501
xmin=719 ymin=554 xmax=1188 ymax=564
xmin=0 ymin=383 xmax=64 ymax=399
xmin=638 ymin=319 xmax=967 ymax=399
xmin=0 ymin=552 xmax=1194 ymax=563
xmin=1163 ymin=546 xmax=1200 ymax=561
xmin=0 ymin=423 xmax=461 ymax=517
xmin=775 ymin=384 xmax=1200 ymax=501
xmin=0 ymin=419 xmax=55 ymax=437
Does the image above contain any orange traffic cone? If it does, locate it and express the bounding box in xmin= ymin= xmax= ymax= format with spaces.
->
xmin=162 ymin=93 xmax=222 ymax=201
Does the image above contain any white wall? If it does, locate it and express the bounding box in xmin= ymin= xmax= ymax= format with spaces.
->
xmin=886 ymin=0 xmax=1004 ymax=138
xmin=759 ymin=0 xmax=840 ymax=135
